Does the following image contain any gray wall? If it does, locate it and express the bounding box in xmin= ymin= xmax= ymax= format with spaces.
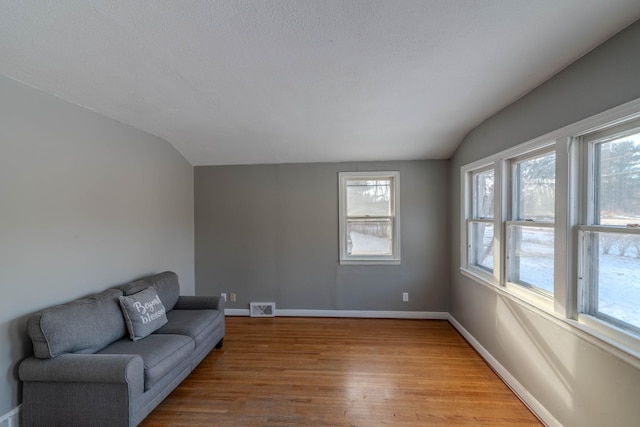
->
xmin=195 ymin=160 xmax=449 ymax=312
xmin=0 ymin=75 xmax=195 ymax=415
xmin=449 ymin=20 xmax=640 ymax=426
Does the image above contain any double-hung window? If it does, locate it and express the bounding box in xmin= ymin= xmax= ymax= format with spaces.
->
xmin=460 ymin=98 xmax=640 ymax=356
xmin=506 ymin=149 xmax=556 ymax=296
xmin=338 ymin=171 xmax=400 ymax=264
xmin=579 ymin=121 xmax=640 ymax=334
xmin=468 ymin=167 xmax=495 ymax=274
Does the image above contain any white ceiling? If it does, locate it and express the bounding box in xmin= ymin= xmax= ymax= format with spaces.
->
xmin=1 ymin=1 xmax=640 ymax=166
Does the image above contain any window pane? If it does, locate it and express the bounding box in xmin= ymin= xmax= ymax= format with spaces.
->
xmin=507 ymin=225 xmax=554 ymax=294
xmin=514 ymin=152 xmax=555 ymax=221
xmin=346 ymin=179 xmax=392 ymax=216
xmin=473 ymin=169 xmax=494 ymax=219
xmin=347 ymin=218 xmax=392 ymax=256
xmin=588 ymin=231 xmax=640 ymax=330
xmin=596 ymin=132 xmax=640 ymax=226
xmin=469 ymin=222 xmax=494 ymax=272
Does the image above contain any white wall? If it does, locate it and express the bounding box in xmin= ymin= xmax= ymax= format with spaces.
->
xmin=449 ymin=20 xmax=640 ymax=426
xmin=0 ymin=75 xmax=194 ymax=415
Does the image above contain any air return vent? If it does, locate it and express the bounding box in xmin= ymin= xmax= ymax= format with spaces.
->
xmin=250 ymin=302 xmax=276 ymax=317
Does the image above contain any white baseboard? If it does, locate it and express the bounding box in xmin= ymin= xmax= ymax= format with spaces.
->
xmin=224 ymin=308 xmax=448 ymax=319
xmin=447 ymin=315 xmax=560 ymax=427
xmin=0 ymin=405 xmax=21 ymax=427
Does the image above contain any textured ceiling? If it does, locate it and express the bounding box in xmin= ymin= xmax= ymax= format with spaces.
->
xmin=1 ymin=1 xmax=640 ymax=166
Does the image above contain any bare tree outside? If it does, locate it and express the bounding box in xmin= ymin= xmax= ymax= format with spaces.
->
xmin=509 ymin=151 xmax=555 ymax=293
xmin=592 ymin=133 xmax=640 ymax=329
xmin=470 ymin=169 xmax=494 ymax=271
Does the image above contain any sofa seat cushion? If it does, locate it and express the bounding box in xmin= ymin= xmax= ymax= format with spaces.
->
xmin=155 ymin=309 xmax=223 ymax=348
xmin=97 ymin=334 xmax=194 ymax=391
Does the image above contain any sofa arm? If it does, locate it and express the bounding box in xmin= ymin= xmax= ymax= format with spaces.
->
xmin=174 ymin=295 xmax=224 ymax=310
xmin=20 ymin=354 xmax=144 ymax=427
xmin=20 ymin=353 xmax=144 ymax=397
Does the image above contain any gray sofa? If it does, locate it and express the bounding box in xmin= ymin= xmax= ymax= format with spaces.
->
xmin=19 ymin=271 xmax=225 ymax=427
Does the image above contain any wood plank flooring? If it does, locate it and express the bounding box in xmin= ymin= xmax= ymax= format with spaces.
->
xmin=141 ymin=317 xmax=541 ymax=426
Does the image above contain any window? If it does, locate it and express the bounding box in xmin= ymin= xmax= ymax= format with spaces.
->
xmin=579 ymin=123 xmax=640 ymax=334
xmin=506 ymin=149 xmax=556 ymax=296
xmin=460 ymin=97 xmax=640 ymax=359
xmin=468 ymin=167 xmax=495 ymax=273
xmin=339 ymin=171 xmax=400 ymax=264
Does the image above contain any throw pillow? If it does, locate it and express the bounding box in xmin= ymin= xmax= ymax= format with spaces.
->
xmin=119 ymin=287 xmax=168 ymax=341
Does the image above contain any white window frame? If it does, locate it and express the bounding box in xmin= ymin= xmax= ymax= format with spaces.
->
xmin=504 ymin=147 xmax=556 ymax=299
xmin=577 ymin=118 xmax=640 ymax=346
xmin=461 ymin=162 xmax=499 ymax=284
xmin=338 ymin=171 xmax=400 ymax=265
xmin=460 ymin=97 xmax=640 ymax=365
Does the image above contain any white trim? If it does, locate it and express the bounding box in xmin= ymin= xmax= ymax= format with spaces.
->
xmin=575 ymin=314 xmax=640 ymax=358
xmin=277 ymin=309 xmax=447 ymax=319
xmin=339 ymin=259 xmax=401 ymax=265
xmin=0 ymin=405 xmax=21 ymax=427
xmin=224 ymin=308 xmax=447 ymax=319
xmin=460 ymin=96 xmax=640 ymax=363
xmin=460 ymin=98 xmax=640 ymax=187
xmin=495 ymin=98 xmax=640 ymax=162
xmin=577 ymin=224 xmax=640 ymax=234
xmin=338 ymin=171 xmax=401 ymax=264
xmin=460 ymin=267 xmax=498 ymax=288
xmin=447 ymin=316 xmax=560 ymax=427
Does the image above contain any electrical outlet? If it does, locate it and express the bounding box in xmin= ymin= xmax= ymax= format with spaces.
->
xmin=220 ymin=293 xmax=227 ymax=302
xmin=403 ymin=292 xmax=409 ymax=302
xmin=230 ymin=293 xmax=236 ymax=302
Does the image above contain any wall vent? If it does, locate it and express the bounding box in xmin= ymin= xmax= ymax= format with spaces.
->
xmin=250 ymin=302 xmax=276 ymax=317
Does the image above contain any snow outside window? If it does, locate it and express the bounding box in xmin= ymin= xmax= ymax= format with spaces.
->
xmin=339 ymin=171 xmax=400 ymax=264
xmin=468 ymin=167 xmax=495 ymax=273
xmin=506 ymin=150 xmax=556 ymax=296
xmin=580 ymin=126 xmax=640 ymax=334
xmin=459 ymin=99 xmax=640 ymax=358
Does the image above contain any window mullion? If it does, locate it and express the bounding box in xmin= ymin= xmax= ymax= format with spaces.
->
xmin=462 ymin=99 xmax=640 ymax=357
xmin=497 ymin=158 xmax=507 ymax=286
xmin=555 ymin=136 xmax=577 ymax=317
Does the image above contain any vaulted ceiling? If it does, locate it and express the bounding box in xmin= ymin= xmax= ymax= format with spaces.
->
xmin=2 ymin=1 xmax=640 ymax=165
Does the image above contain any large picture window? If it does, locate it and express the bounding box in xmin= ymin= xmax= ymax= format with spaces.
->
xmin=339 ymin=171 xmax=400 ymax=264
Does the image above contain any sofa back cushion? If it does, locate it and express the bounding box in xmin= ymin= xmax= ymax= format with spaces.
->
xmin=117 ymin=271 xmax=181 ymax=312
xmin=27 ymin=289 xmax=127 ymax=359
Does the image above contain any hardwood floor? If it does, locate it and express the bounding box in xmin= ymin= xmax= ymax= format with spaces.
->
xmin=141 ymin=317 xmax=541 ymax=426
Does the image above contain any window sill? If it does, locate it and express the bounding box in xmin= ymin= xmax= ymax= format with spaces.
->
xmin=460 ymin=267 xmax=498 ymax=288
xmin=503 ymin=282 xmax=554 ymax=314
xmin=574 ymin=314 xmax=640 ymax=362
xmin=459 ymin=268 xmax=640 ymax=370
xmin=461 ymin=267 xmax=555 ymax=315
xmin=340 ymin=259 xmax=401 ymax=265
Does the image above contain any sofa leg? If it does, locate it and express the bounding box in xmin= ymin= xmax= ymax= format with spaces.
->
xmin=215 ymin=338 xmax=224 ymax=349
